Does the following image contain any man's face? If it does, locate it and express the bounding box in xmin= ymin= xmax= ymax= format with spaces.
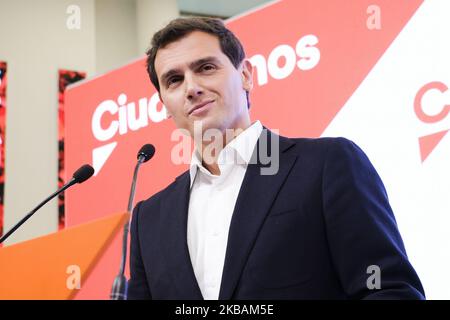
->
xmin=154 ymin=31 xmax=253 ymax=138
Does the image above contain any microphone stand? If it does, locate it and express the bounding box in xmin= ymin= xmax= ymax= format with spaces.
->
xmin=110 ymin=156 xmax=145 ymax=300
xmin=0 ymin=178 xmax=77 ymax=244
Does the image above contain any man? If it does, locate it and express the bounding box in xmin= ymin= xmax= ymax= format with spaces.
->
xmin=127 ymin=17 xmax=425 ymax=299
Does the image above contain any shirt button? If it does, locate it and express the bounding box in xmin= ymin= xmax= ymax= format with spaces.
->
xmin=212 ymin=231 xmax=220 ymax=237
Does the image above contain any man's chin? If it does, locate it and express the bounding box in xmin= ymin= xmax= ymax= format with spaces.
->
xmin=189 ymin=117 xmax=228 ymax=140
xmin=191 ymin=117 xmax=218 ymax=133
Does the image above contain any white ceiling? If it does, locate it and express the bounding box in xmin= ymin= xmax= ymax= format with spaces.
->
xmin=177 ymin=0 xmax=273 ymax=18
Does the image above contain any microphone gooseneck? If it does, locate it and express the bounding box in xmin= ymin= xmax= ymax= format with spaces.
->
xmin=0 ymin=164 xmax=95 ymax=244
xmin=110 ymin=144 xmax=155 ymax=300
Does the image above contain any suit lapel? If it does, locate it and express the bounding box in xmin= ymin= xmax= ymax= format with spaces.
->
xmin=160 ymin=172 xmax=203 ymax=299
xmin=218 ymin=130 xmax=297 ymax=299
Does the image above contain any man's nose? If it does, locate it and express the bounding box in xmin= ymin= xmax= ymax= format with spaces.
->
xmin=185 ymin=74 xmax=204 ymax=100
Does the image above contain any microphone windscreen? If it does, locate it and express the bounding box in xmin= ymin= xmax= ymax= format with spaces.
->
xmin=73 ymin=164 xmax=95 ymax=183
xmin=137 ymin=144 xmax=156 ymax=163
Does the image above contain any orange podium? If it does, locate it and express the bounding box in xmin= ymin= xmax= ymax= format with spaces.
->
xmin=0 ymin=212 xmax=129 ymax=300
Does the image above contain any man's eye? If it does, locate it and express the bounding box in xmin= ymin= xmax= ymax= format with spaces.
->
xmin=167 ymin=77 xmax=181 ymax=86
xmin=201 ymin=64 xmax=216 ymax=71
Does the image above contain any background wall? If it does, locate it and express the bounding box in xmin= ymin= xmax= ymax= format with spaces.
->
xmin=0 ymin=0 xmax=183 ymax=244
xmin=0 ymin=0 xmax=97 ymax=244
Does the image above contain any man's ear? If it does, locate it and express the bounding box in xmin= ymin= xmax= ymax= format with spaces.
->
xmin=159 ymin=92 xmax=172 ymax=119
xmin=241 ymin=59 xmax=253 ymax=92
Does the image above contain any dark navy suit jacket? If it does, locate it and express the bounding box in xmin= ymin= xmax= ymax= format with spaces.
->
xmin=128 ymin=130 xmax=425 ymax=299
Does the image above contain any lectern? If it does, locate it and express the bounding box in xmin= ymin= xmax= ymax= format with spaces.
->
xmin=0 ymin=212 xmax=129 ymax=299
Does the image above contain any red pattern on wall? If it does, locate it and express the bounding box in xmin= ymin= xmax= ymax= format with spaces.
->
xmin=58 ymin=70 xmax=86 ymax=230
xmin=0 ymin=62 xmax=7 ymax=239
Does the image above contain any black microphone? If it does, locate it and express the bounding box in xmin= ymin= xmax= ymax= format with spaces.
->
xmin=137 ymin=144 xmax=155 ymax=164
xmin=110 ymin=144 xmax=155 ymax=300
xmin=72 ymin=164 xmax=95 ymax=184
xmin=0 ymin=164 xmax=95 ymax=244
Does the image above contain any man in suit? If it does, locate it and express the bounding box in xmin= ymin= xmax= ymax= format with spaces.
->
xmin=127 ymin=17 xmax=425 ymax=299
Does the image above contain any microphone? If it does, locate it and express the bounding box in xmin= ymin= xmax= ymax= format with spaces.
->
xmin=137 ymin=144 xmax=155 ymax=164
xmin=110 ymin=144 xmax=155 ymax=300
xmin=72 ymin=164 xmax=95 ymax=184
xmin=0 ymin=164 xmax=95 ymax=244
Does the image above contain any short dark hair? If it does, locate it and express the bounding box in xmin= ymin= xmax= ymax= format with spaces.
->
xmin=146 ymin=17 xmax=250 ymax=108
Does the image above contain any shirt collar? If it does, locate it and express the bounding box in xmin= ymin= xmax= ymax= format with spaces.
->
xmin=189 ymin=120 xmax=263 ymax=188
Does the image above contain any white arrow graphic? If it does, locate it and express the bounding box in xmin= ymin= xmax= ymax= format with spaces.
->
xmin=92 ymin=142 xmax=117 ymax=176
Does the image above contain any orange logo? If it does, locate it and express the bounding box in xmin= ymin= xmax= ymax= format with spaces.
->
xmin=414 ymin=81 xmax=450 ymax=162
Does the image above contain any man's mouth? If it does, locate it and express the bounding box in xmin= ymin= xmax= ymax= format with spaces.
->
xmin=188 ymin=100 xmax=215 ymax=116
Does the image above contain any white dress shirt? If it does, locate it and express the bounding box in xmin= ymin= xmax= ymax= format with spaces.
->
xmin=187 ymin=120 xmax=263 ymax=300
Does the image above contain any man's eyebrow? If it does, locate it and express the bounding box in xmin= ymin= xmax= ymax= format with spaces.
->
xmin=188 ymin=56 xmax=221 ymax=70
xmin=160 ymin=57 xmax=222 ymax=85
